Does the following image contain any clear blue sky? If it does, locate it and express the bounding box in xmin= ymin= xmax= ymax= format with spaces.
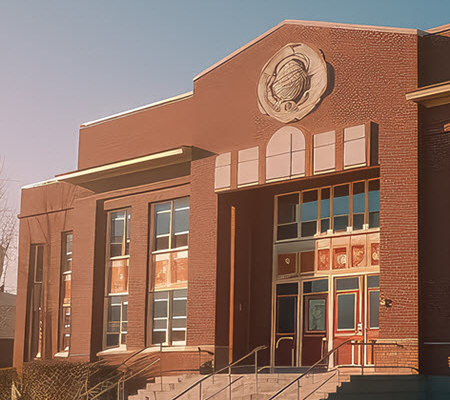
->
xmin=0 ymin=0 xmax=449 ymax=208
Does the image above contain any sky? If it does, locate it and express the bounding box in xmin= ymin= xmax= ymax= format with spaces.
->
xmin=0 ymin=0 xmax=449 ymax=292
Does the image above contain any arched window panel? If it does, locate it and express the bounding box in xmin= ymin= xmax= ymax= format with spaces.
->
xmin=238 ymin=147 xmax=259 ymax=186
xmin=313 ymin=131 xmax=336 ymax=174
xmin=344 ymin=125 xmax=366 ymax=169
xmin=266 ymin=127 xmax=306 ymax=182
xmin=215 ymin=152 xmax=231 ymax=190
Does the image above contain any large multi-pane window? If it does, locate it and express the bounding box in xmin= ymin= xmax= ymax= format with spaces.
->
xmin=151 ymin=197 xmax=189 ymax=346
xmin=105 ymin=209 xmax=130 ymax=348
xmin=275 ymin=179 xmax=380 ymax=241
xmin=26 ymin=245 xmax=44 ymax=360
xmin=59 ymin=232 xmax=72 ymax=352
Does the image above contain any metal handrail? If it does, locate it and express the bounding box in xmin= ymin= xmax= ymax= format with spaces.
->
xmin=171 ymin=345 xmax=268 ymax=400
xmin=268 ymin=339 xmax=405 ymax=400
xmin=203 ymin=375 xmax=244 ymax=400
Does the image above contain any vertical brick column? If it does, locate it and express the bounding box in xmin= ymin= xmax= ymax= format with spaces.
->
xmin=187 ymin=157 xmax=217 ymax=346
xmin=70 ymin=197 xmax=98 ymax=361
xmin=126 ymin=200 xmax=149 ymax=349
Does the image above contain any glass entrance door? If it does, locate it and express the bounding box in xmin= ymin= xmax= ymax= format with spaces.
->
xmin=301 ymin=279 xmax=328 ymax=366
xmin=275 ymin=283 xmax=298 ymax=366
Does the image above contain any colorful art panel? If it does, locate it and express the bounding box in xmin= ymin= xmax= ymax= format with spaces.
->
xmin=318 ymin=249 xmax=330 ymax=270
xmin=333 ymin=247 xmax=347 ymax=269
xmin=371 ymin=243 xmax=380 ymax=266
xmin=351 ymin=245 xmax=365 ymax=267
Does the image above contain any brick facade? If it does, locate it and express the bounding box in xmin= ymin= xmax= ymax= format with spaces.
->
xmin=14 ymin=20 xmax=450 ymax=376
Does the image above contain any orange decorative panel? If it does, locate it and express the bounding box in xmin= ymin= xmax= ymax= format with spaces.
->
xmin=155 ymin=251 xmax=189 ymax=289
xmin=351 ymin=245 xmax=365 ymax=267
xmin=371 ymin=243 xmax=379 ymax=266
xmin=333 ymin=247 xmax=347 ymax=269
xmin=63 ymin=274 xmax=71 ymax=306
xmin=318 ymin=249 xmax=330 ymax=270
xmin=278 ymin=253 xmax=297 ymax=276
xmin=300 ymin=251 xmax=315 ymax=273
xmin=110 ymin=258 xmax=128 ymax=293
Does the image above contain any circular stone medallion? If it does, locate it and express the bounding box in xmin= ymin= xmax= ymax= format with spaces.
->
xmin=257 ymin=43 xmax=327 ymax=123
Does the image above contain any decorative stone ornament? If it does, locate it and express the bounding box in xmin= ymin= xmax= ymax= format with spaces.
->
xmin=257 ymin=43 xmax=327 ymax=123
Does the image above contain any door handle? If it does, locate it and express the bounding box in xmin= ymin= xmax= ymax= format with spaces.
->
xmin=276 ymin=336 xmax=294 ymax=348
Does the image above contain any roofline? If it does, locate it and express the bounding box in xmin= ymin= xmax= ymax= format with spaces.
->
xmin=22 ymin=178 xmax=59 ymax=190
xmin=406 ymin=80 xmax=450 ymax=108
xmin=426 ymin=23 xmax=450 ymax=34
xmin=80 ymin=91 xmax=193 ymax=128
xmin=194 ymin=19 xmax=423 ymax=82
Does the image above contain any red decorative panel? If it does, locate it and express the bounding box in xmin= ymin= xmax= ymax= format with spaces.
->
xmin=300 ymin=251 xmax=315 ymax=273
xmin=63 ymin=274 xmax=71 ymax=306
xmin=278 ymin=253 xmax=297 ymax=276
xmin=371 ymin=243 xmax=379 ymax=266
xmin=351 ymin=245 xmax=365 ymax=267
xmin=318 ymin=249 xmax=330 ymax=270
xmin=333 ymin=247 xmax=347 ymax=269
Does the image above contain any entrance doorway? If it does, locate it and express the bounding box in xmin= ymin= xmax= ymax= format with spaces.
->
xmin=301 ymin=279 xmax=328 ymax=366
xmin=275 ymin=283 xmax=298 ymax=366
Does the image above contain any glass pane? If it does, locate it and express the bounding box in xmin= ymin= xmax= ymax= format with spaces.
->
xmin=308 ymin=299 xmax=326 ymax=331
xmin=66 ymin=233 xmax=73 ymax=255
xmin=277 ymin=283 xmax=298 ymax=296
xmin=156 ymin=212 xmax=171 ymax=236
xmin=173 ymin=299 xmax=187 ymax=317
xmin=368 ymin=180 xmax=380 ymax=212
xmin=171 ymin=330 xmax=186 ymax=342
xmin=174 ymin=289 xmax=188 ymax=298
xmin=35 ymin=245 xmax=44 ymax=282
xmin=110 ymin=244 xmax=123 ymax=258
xmin=106 ymin=333 xmax=119 ymax=347
xmin=336 ymin=277 xmax=359 ymax=291
xmin=173 ymin=233 xmax=188 ymax=248
xmin=333 ymin=185 xmax=349 ymax=215
xmin=277 ymin=296 xmax=296 ymax=333
xmin=154 ymin=300 xmax=168 ymax=318
xmin=155 ymin=236 xmax=170 ymax=251
xmin=111 ymin=211 xmax=125 ymax=238
xmin=337 ymin=294 xmax=356 ymax=330
xmin=108 ymin=304 xmax=121 ymax=322
xmin=369 ymin=291 xmax=380 ymax=328
xmin=320 ymin=188 xmax=330 ymax=218
xmin=155 ymin=202 xmax=171 ymax=213
xmin=369 ymin=212 xmax=380 ymax=228
xmin=352 ymin=182 xmax=365 ymax=213
xmin=172 ymin=318 xmax=186 ymax=328
xmin=353 ymin=214 xmax=364 ymax=230
xmin=303 ymin=279 xmax=328 ymax=294
xmin=174 ymin=197 xmax=190 ymax=210
xmin=321 ymin=218 xmax=330 ymax=233
xmin=277 ymin=194 xmax=299 ymax=224
xmin=301 ymin=190 xmax=318 ymax=222
xmin=173 ymin=209 xmax=189 ymax=234
xmin=301 ymin=221 xmax=317 ymax=237
xmin=154 ymin=291 xmax=169 ymax=300
xmin=277 ymin=223 xmax=298 ymax=240
xmin=367 ymin=275 xmax=380 ymax=288
xmin=333 ymin=215 xmax=348 ymax=232
xmin=122 ymin=303 xmax=128 ymax=322
xmin=152 ymin=330 xmax=166 ymax=344
xmin=153 ymin=319 xmax=167 ymax=329
xmin=107 ymin=321 xmax=120 ymax=333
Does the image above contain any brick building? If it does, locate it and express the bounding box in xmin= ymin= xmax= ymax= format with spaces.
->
xmin=13 ymin=20 xmax=450 ymax=376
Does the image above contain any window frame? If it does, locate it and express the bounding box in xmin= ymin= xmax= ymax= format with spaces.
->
xmin=274 ymin=178 xmax=380 ymax=243
xmin=58 ymin=232 xmax=72 ymax=353
xmin=104 ymin=208 xmax=131 ymax=349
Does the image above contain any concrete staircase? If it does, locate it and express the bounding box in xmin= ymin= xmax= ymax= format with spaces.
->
xmin=128 ymin=371 xmax=347 ymax=400
xmin=324 ymin=374 xmax=429 ymax=400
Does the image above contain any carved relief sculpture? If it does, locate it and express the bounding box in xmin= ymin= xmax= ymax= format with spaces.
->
xmin=258 ymin=43 xmax=327 ymax=123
